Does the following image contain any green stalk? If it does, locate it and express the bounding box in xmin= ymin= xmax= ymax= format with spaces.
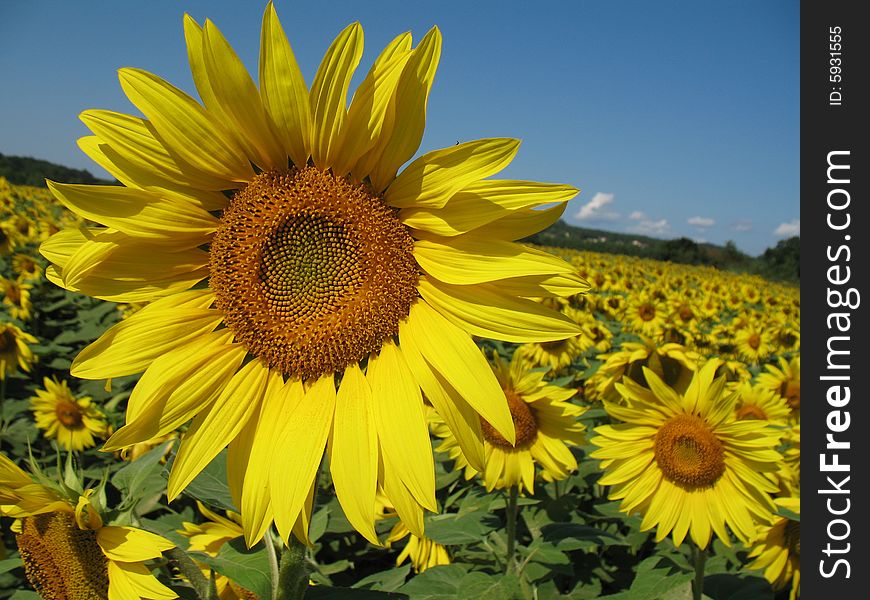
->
xmin=275 ymin=536 xmax=309 ymax=600
xmin=505 ymin=486 xmax=519 ymax=574
xmin=165 ymin=547 xmax=217 ymax=600
xmin=691 ymin=543 xmax=707 ymax=600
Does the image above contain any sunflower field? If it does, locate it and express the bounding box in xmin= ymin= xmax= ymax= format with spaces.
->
xmin=1 ymin=174 xmax=799 ymax=600
xmin=2 ymin=5 xmax=798 ymax=600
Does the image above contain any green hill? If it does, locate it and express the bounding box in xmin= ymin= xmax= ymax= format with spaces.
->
xmin=0 ymin=152 xmax=114 ymax=187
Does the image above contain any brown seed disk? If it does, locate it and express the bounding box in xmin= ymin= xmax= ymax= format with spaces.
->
xmin=16 ymin=512 xmax=109 ymax=600
xmin=653 ymin=414 xmax=725 ymax=488
xmin=735 ymin=404 xmax=767 ymax=421
xmin=638 ymin=303 xmax=656 ymax=322
xmin=55 ymin=401 xmax=85 ymax=428
xmin=481 ymin=388 xmax=538 ymax=449
xmin=210 ymin=168 xmax=419 ymax=380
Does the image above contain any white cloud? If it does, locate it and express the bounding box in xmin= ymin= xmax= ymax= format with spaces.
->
xmin=730 ymin=220 xmax=753 ymax=233
xmin=628 ymin=210 xmax=646 ymax=221
xmin=774 ymin=219 xmax=800 ymax=237
xmin=688 ymin=216 xmax=715 ymax=228
xmin=630 ymin=218 xmax=670 ymax=236
xmin=574 ymin=192 xmax=620 ymax=221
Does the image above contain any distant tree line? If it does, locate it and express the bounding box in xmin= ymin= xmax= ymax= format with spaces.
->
xmin=0 ymin=153 xmax=113 ymax=187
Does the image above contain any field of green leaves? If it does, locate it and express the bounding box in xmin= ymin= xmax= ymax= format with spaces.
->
xmin=1 ymin=177 xmax=799 ymax=599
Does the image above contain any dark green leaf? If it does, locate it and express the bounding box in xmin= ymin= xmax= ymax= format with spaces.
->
xmin=197 ymin=538 xmax=271 ymax=600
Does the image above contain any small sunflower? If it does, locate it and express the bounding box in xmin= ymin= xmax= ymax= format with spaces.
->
xmin=622 ymin=293 xmax=667 ymax=339
xmin=0 ymin=322 xmax=37 ymax=380
xmin=731 ymin=381 xmax=790 ymax=427
xmin=42 ymin=3 xmax=589 ymax=546
xmin=431 ymin=352 xmax=585 ymax=493
xmin=590 ymin=360 xmax=782 ymax=548
xmin=11 ymin=253 xmax=43 ymax=281
xmin=747 ymin=497 xmax=800 ymax=600
xmin=31 ymin=377 xmax=109 ymax=452
xmin=734 ymin=325 xmax=773 ymax=365
xmin=1 ymin=277 xmax=33 ymax=321
xmin=387 ymin=520 xmax=450 ymax=574
xmin=757 ymin=356 xmax=800 ymax=418
xmin=0 ymin=455 xmax=177 ymax=600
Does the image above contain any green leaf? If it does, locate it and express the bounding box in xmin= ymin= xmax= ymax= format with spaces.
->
xmin=8 ymin=592 xmax=42 ymax=600
xmin=307 ymin=587 xmax=409 ymax=599
xmin=424 ymin=510 xmax=498 ymax=545
xmin=0 ymin=558 xmax=22 ymax=575
xmin=702 ymin=574 xmax=774 ymax=600
xmin=397 ymin=564 xmax=468 ymax=598
xmin=353 ymin=565 xmax=411 ymax=592
xmin=601 ymin=556 xmax=692 ymax=599
xmin=113 ymin=440 xmax=173 ymax=504
xmin=197 ymin=538 xmax=271 ymax=600
xmin=167 ymin=449 xmax=236 ymax=511
xmin=539 ymin=523 xmax=623 ymax=550
xmin=457 ymin=572 xmax=521 ymax=599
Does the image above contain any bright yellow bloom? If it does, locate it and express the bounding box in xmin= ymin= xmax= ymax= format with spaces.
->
xmin=432 ymin=352 xmax=585 ymax=493
xmin=731 ymin=381 xmax=791 ymax=428
xmin=747 ymin=497 xmax=800 ymax=600
xmin=41 ymin=3 xmax=588 ymax=547
xmin=757 ymin=355 xmax=800 ymax=418
xmin=734 ymin=325 xmax=773 ymax=365
xmin=591 ymin=360 xmax=782 ymax=548
xmin=30 ymin=377 xmax=109 ymax=451
xmin=1 ymin=277 xmax=33 ymax=321
xmin=387 ymin=520 xmax=450 ymax=573
xmin=0 ymin=322 xmax=37 ymax=380
xmin=0 ymin=455 xmax=177 ymax=600
xmin=11 ymin=253 xmax=43 ymax=281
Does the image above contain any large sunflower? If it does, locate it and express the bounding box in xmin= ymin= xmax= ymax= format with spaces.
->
xmin=1 ymin=454 xmax=177 ymax=600
xmin=590 ymin=360 xmax=782 ymax=548
xmin=40 ymin=4 xmax=588 ymax=546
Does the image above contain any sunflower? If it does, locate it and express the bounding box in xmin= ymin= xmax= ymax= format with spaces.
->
xmin=622 ymin=292 xmax=667 ymax=339
xmin=1 ymin=277 xmax=33 ymax=321
xmin=515 ymin=307 xmax=590 ymax=374
xmin=0 ymin=455 xmax=177 ymax=600
xmin=30 ymin=377 xmax=110 ymax=451
xmin=41 ymin=4 xmax=588 ymax=547
xmin=431 ymin=352 xmax=585 ymax=493
xmin=757 ymin=356 xmax=800 ymax=419
xmin=0 ymin=221 xmax=17 ymax=255
xmin=747 ymin=497 xmax=800 ymax=600
xmin=734 ymin=325 xmax=773 ymax=365
xmin=590 ymin=360 xmax=782 ymax=548
xmin=0 ymin=322 xmax=37 ymax=380
xmin=11 ymin=253 xmax=43 ymax=281
xmin=731 ymin=381 xmax=790 ymax=428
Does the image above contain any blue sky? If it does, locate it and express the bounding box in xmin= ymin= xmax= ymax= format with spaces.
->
xmin=0 ymin=0 xmax=798 ymax=256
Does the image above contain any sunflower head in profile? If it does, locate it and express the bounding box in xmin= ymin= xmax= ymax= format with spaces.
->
xmin=31 ymin=377 xmax=109 ymax=452
xmin=0 ymin=454 xmax=176 ymax=600
xmin=0 ymin=322 xmax=37 ymax=381
xmin=378 ymin=496 xmax=450 ymax=574
xmin=747 ymin=496 xmax=800 ymax=600
xmin=40 ymin=3 xmax=589 ymax=547
xmin=1 ymin=277 xmax=34 ymax=321
xmin=731 ymin=381 xmax=791 ymax=428
xmin=590 ymin=359 xmax=782 ymax=549
xmin=432 ymin=351 xmax=586 ymax=494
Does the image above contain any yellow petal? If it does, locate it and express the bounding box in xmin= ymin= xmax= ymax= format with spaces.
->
xmin=332 ymin=39 xmax=413 ymax=176
xmin=270 ymin=376 xmax=334 ymax=544
xmin=168 ymin=358 xmax=270 ymax=500
xmin=368 ymin=28 xmax=442 ymax=192
xmin=72 ymin=290 xmax=219 ymax=378
xmin=97 ymin=526 xmax=174 ymax=562
xmin=399 ymin=329 xmax=485 ymax=472
xmin=385 ymin=138 xmax=519 ymax=209
xmin=309 ymin=23 xmax=363 ymax=170
xmin=259 ymin=2 xmax=311 ymax=168
xmin=486 ymin=272 xmax=591 ymax=298
xmin=413 ymin=237 xmax=575 ymax=285
xmin=201 ymin=19 xmax=287 ymax=170
xmin=80 ymin=110 xmax=232 ymax=191
xmin=399 ymin=301 xmax=514 ymax=445
xmin=47 ymin=181 xmax=217 ymax=243
xmin=401 ymin=180 xmax=577 ymax=237
xmin=118 ymin=67 xmax=253 ymax=182
xmin=380 ymin=451 xmax=425 ymax=538
xmin=462 ymin=203 xmax=567 ymax=241
xmin=233 ymin=369 xmax=284 ymax=546
xmin=103 ymin=333 xmax=244 ymax=450
xmin=417 ymin=276 xmax=582 ymax=343
xmin=107 ymin=560 xmax=177 ymax=600
xmin=328 ymin=363 xmax=379 ymax=544
xmin=367 ymin=341 xmax=436 ymax=512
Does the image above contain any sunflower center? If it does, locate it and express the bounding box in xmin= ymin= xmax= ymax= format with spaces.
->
xmin=16 ymin=512 xmax=110 ymax=600
xmin=654 ymin=414 xmax=725 ymax=488
xmin=55 ymin=401 xmax=85 ymax=428
xmin=747 ymin=333 xmax=761 ymax=349
xmin=678 ymin=305 xmax=694 ymax=321
xmin=781 ymin=380 xmax=800 ymax=409
xmin=638 ymin=304 xmax=656 ymax=321
xmin=735 ymin=404 xmax=767 ymax=421
xmin=5 ymin=284 xmax=21 ymax=304
xmin=210 ymin=168 xmax=419 ymax=380
xmin=480 ymin=388 xmax=538 ymax=449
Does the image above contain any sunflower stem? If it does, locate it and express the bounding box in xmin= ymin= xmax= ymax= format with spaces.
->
xmin=691 ymin=543 xmax=707 ymax=600
xmin=165 ymin=547 xmax=217 ymax=600
xmin=264 ymin=528 xmax=281 ymax=600
xmin=505 ymin=485 xmax=520 ymax=575
xmin=276 ymin=537 xmax=309 ymax=600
